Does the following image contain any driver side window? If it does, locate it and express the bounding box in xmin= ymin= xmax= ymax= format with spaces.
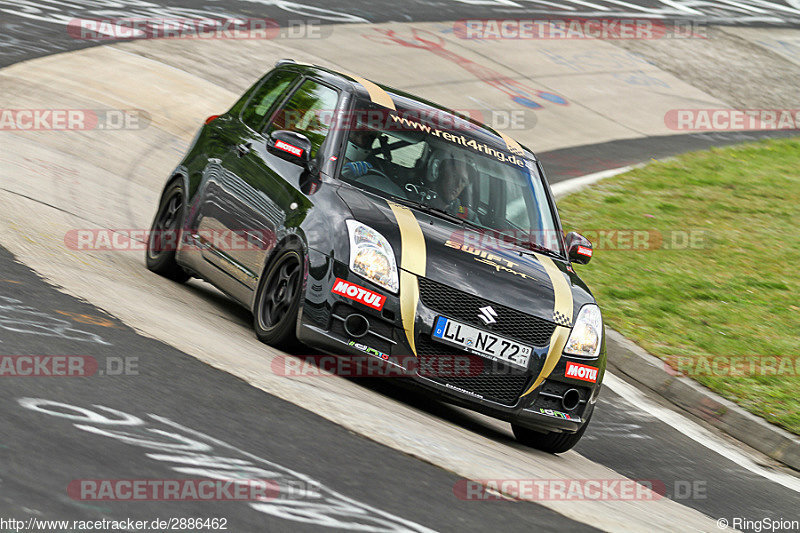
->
xmin=266 ymin=79 xmax=340 ymax=159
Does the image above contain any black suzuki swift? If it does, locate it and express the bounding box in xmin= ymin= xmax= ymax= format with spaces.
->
xmin=146 ymin=60 xmax=605 ymax=453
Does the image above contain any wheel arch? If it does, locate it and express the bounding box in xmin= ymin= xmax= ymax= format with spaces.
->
xmin=160 ymin=168 xmax=189 ymax=202
xmin=250 ymin=232 xmax=309 ymax=313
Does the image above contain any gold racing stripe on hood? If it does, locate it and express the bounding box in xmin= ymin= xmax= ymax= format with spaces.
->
xmin=522 ymin=253 xmax=574 ymax=396
xmin=348 ymin=74 xmax=396 ymax=111
xmin=388 ymin=202 xmax=426 ymax=356
xmin=497 ymin=131 xmax=525 ymax=156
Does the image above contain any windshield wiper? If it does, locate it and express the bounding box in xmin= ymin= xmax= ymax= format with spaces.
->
xmin=515 ymin=241 xmax=563 ymax=259
xmin=393 ymin=196 xmax=560 ymax=257
xmin=382 ymin=192 xmax=559 ymax=256
xmin=390 ymin=196 xmax=479 ymax=228
xmin=420 ymin=204 xmax=480 ymax=227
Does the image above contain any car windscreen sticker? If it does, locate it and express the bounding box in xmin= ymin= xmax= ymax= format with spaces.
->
xmin=497 ymin=131 xmax=525 ymax=156
xmin=385 ymin=111 xmax=525 ymax=168
xmin=348 ymin=74 xmax=396 ymax=111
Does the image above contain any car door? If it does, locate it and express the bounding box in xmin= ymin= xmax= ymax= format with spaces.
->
xmin=192 ymin=69 xmax=300 ymax=299
xmin=207 ymin=76 xmax=342 ymax=297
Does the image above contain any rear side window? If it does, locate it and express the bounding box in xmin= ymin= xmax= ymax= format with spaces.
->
xmin=241 ymin=70 xmax=297 ymax=131
xmin=267 ymin=79 xmax=339 ymax=159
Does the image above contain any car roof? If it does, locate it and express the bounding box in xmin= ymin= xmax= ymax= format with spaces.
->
xmin=274 ymin=59 xmax=537 ymax=161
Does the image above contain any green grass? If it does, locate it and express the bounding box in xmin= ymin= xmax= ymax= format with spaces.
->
xmin=557 ymin=137 xmax=800 ymax=434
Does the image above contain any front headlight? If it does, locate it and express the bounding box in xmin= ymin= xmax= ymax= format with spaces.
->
xmin=346 ymin=220 xmax=399 ymax=293
xmin=564 ymin=304 xmax=603 ymax=358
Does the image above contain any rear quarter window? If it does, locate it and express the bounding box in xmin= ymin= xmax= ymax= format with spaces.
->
xmin=241 ymin=69 xmax=298 ymax=131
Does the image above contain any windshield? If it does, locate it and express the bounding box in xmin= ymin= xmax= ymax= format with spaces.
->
xmin=337 ymin=100 xmax=563 ymax=255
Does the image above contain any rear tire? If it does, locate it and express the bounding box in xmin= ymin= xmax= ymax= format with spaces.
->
xmin=253 ymin=247 xmax=303 ymax=349
xmin=146 ymin=180 xmax=190 ymax=282
xmin=512 ymin=413 xmax=592 ymax=454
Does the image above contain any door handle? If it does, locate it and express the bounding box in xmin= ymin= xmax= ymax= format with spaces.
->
xmin=235 ymin=142 xmax=252 ymax=156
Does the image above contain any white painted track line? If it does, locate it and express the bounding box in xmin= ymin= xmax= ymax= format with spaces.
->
xmin=605 ymin=372 xmax=800 ymax=493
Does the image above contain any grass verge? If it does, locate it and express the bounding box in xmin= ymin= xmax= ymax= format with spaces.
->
xmin=556 ymin=137 xmax=800 ymax=434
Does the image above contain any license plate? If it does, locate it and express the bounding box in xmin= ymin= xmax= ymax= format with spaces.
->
xmin=431 ymin=316 xmax=531 ymax=370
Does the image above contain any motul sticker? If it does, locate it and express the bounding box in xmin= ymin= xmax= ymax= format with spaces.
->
xmin=274 ymin=139 xmax=303 ymax=157
xmin=565 ymin=361 xmax=598 ymax=383
xmin=331 ymin=278 xmax=386 ymax=311
xmin=577 ymin=246 xmax=593 ymax=257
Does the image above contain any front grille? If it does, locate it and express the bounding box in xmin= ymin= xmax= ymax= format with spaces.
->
xmin=418 ymin=277 xmax=556 ymax=346
xmin=416 ymin=337 xmax=530 ymax=405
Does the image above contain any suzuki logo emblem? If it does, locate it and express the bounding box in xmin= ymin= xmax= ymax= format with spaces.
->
xmin=478 ymin=306 xmax=498 ymax=325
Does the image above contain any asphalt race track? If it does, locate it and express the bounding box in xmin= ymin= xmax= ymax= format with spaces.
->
xmin=4 ymin=0 xmax=800 ymax=67
xmin=0 ymin=247 xmax=600 ymax=531
xmin=1 ymin=1 xmax=800 ymax=531
xmin=539 ymin=130 xmax=800 ymax=180
xmin=1 ymin=242 xmax=798 ymax=530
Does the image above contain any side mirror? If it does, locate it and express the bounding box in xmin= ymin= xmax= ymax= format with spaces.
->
xmin=566 ymin=232 xmax=593 ymax=265
xmin=299 ymin=170 xmax=322 ymax=195
xmin=267 ymin=130 xmax=312 ymax=167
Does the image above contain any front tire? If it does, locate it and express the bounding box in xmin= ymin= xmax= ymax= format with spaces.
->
xmin=146 ymin=180 xmax=190 ymax=282
xmin=512 ymin=413 xmax=592 ymax=454
xmin=254 ymin=247 xmax=303 ymax=348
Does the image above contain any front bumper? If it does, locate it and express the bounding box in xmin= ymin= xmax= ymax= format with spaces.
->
xmin=298 ymin=250 xmax=605 ymax=433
